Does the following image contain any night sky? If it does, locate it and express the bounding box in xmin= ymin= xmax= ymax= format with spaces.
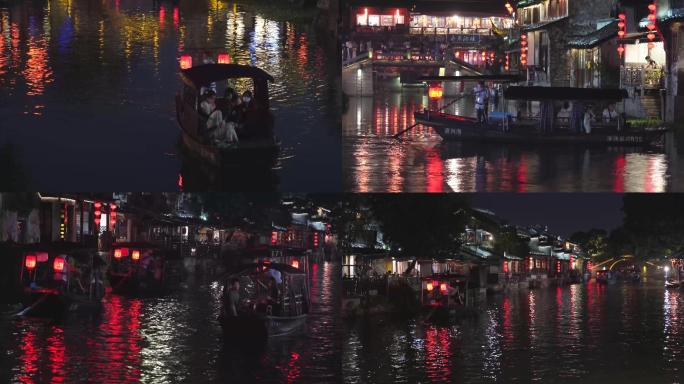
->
xmin=471 ymin=194 xmax=624 ymax=236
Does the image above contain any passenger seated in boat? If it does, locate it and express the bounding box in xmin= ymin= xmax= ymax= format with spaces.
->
xmin=200 ymin=90 xmax=239 ymax=146
xmin=557 ymin=102 xmax=571 ymax=122
xmin=223 ymin=278 xmax=241 ymax=317
xmin=602 ymin=104 xmax=618 ymax=123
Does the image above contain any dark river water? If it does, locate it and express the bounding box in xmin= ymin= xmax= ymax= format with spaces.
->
xmin=342 ymin=88 xmax=684 ymax=192
xmin=0 ymin=261 xmax=341 ymax=383
xmin=343 ymin=281 xmax=684 ymax=383
xmin=0 ymin=0 xmax=340 ymax=191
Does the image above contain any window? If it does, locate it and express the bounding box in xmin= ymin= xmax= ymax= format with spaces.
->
xmin=368 ymin=15 xmax=380 ymax=26
xmin=356 ymin=14 xmax=367 ymax=26
xmin=380 ymin=15 xmax=394 ymax=26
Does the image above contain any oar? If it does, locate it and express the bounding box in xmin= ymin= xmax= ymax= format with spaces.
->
xmin=393 ymin=92 xmax=469 ymax=139
xmin=14 ymin=293 xmax=49 ymax=317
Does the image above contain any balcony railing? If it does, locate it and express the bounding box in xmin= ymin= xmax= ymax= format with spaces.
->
xmin=621 ymin=66 xmax=663 ymax=89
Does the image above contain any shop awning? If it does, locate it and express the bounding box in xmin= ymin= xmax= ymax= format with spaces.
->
xmin=567 ymin=21 xmax=618 ymax=49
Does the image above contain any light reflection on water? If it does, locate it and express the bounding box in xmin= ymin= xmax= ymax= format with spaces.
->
xmin=342 ymin=88 xmax=677 ymax=192
xmin=0 ymin=0 xmax=339 ymax=190
xmin=343 ymin=282 xmax=684 ymax=383
xmin=0 ymin=262 xmax=340 ymax=383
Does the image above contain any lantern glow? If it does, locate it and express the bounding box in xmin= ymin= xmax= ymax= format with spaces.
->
xmin=131 ymin=250 xmax=141 ymax=261
xmin=426 ymin=282 xmax=434 ymax=291
xmin=25 ymin=255 xmax=37 ymax=270
xmin=217 ymin=53 xmax=231 ymax=64
xmin=53 ymin=256 xmax=65 ymax=272
xmin=180 ymin=54 xmax=192 ymax=69
xmin=114 ymin=249 xmax=122 ymax=259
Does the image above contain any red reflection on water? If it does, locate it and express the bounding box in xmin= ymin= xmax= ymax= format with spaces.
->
xmin=91 ymin=295 xmax=142 ymax=383
xmin=517 ymin=154 xmax=528 ymax=192
xmin=173 ymin=7 xmax=179 ymax=29
xmin=502 ymin=295 xmax=513 ymax=347
xmin=424 ymin=326 xmax=452 ymax=382
xmin=614 ymin=154 xmax=625 ymax=192
xmin=426 ymin=147 xmax=443 ymax=192
xmin=286 ymin=351 xmax=301 ymax=383
xmin=18 ymin=326 xmax=39 ymax=383
xmin=159 ymin=5 xmax=165 ymax=28
xmin=47 ymin=326 xmax=66 ymax=382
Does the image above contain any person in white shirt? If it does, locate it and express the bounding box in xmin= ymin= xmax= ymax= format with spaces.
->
xmin=200 ymin=90 xmax=238 ymax=145
xmin=602 ymin=103 xmax=618 ymax=123
xmin=474 ymin=81 xmax=489 ymax=125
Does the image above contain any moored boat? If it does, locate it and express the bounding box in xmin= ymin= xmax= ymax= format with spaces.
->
xmin=17 ymin=243 xmax=106 ymax=317
xmin=415 ymin=85 xmax=667 ymax=147
xmin=107 ymin=242 xmax=184 ymax=296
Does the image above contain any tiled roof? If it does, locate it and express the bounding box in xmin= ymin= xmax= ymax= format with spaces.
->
xmin=566 ymin=21 xmax=618 ymax=49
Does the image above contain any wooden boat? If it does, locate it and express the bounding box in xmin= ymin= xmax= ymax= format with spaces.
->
xmin=176 ymin=63 xmax=280 ymax=168
xmin=17 ymin=243 xmax=106 ymax=317
xmin=415 ymin=85 xmax=668 ymax=147
xmin=596 ymin=270 xmax=610 ymax=284
xmin=220 ymin=262 xmax=309 ymax=343
xmin=107 ymin=242 xmax=184 ymax=295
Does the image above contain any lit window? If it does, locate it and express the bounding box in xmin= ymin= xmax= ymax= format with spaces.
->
xmin=368 ymin=15 xmax=380 ymax=26
xmin=356 ymin=14 xmax=367 ymax=26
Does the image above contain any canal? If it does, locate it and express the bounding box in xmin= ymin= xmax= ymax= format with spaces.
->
xmin=342 ymin=87 xmax=684 ymax=192
xmin=343 ymin=281 xmax=684 ymax=383
xmin=0 ymin=0 xmax=340 ymax=191
xmin=0 ymin=261 xmax=341 ymax=383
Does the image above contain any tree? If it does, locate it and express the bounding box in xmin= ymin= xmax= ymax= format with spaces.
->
xmin=622 ymin=194 xmax=684 ymax=261
xmin=494 ymin=226 xmax=530 ymax=259
xmin=570 ymin=229 xmax=608 ymax=261
xmin=368 ymin=195 xmax=471 ymax=260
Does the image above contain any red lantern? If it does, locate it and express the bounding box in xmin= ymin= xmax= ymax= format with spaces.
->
xmin=618 ymin=13 xmax=626 ymax=20
xmin=618 ymin=30 xmax=625 ymax=38
xmin=648 ymin=14 xmax=656 ymax=22
xmin=647 ymin=33 xmax=656 ymax=40
xmin=647 ymin=24 xmax=656 ymax=30
xmin=617 ymin=45 xmax=625 ymax=56
xmin=180 ymin=54 xmax=192 ymax=69
xmin=440 ymin=283 xmax=448 ymax=293
xmin=291 ymin=259 xmax=299 ymax=269
xmin=53 ymin=256 xmax=65 ymax=272
xmin=503 ymin=261 xmax=508 ymax=273
xmin=649 ymin=3 xmax=656 ymax=11
xmin=556 ymin=261 xmax=561 ymax=273
xmin=313 ymin=232 xmax=319 ymax=247
xmin=618 ymin=21 xmax=625 ymax=29
xmin=428 ymin=84 xmax=443 ymax=99
xmin=25 ymin=255 xmax=37 ymax=270
xmin=114 ymin=249 xmax=122 ymax=259
xmin=271 ymin=231 xmax=277 ymax=245
xmin=131 ymin=250 xmax=141 ymax=261
xmin=648 ymin=42 xmax=655 ymax=49
xmin=426 ymin=282 xmax=434 ymax=291
xmin=217 ymin=53 xmax=231 ymax=64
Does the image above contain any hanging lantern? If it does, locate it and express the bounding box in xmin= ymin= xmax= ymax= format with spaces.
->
xmin=648 ymin=42 xmax=655 ymax=49
xmin=25 ymin=255 xmax=37 ymax=270
xmin=180 ymin=54 xmax=192 ymax=69
xmin=647 ymin=33 xmax=656 ymax=40
xmin=647 ymin=24 xmax=656 ymax=30
xmin=217 ymin=53 xmax=231 ymax=64
xmin=291 ymin=259 xmax=299 ymax=269
xmin=618 ymin=30 xmax=625 ymax=38
xmin=617 ymin=45 xmax=625 ymax=57
xmin=648 ymin=3 xmax=656 ymax=11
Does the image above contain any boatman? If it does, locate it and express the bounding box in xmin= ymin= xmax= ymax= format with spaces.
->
xmin=474 ymin=81 xmax=489 ymax=125
xmin=224 ymin=278 xmax=240 ymax=317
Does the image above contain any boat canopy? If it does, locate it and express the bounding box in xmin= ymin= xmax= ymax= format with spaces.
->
xmin=503 ymin=86 xmax=628 ymax=101
xmin=180 ymin=64 xmax=274 ymax=89
xmin=19 ymin=243 xmax=105 ymax=265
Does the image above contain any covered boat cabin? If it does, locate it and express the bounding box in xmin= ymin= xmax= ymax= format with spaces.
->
xmin=223 ymin=262 xmax=309 ymax=319
xmin=177 ymin=64 xmax=275 ymax=142
xmin=108 ymin=241 xmax=184 ymax=294
xmin=503 ymin=86 xmax=629 ymax=133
